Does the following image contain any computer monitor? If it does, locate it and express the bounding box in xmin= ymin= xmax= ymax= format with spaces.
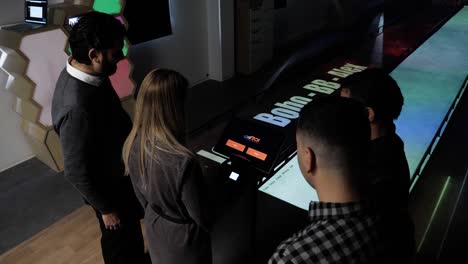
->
xmin=25 ymin=0 xmax=48 ymax=25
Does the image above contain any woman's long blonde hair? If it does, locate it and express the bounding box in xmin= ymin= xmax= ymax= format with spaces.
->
xmin=123 ymin=69 xmax=192 ymax=184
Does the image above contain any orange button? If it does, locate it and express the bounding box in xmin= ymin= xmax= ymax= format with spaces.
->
xmin=226 ymin=139 xmax=246 ymax=152
xmin=246 ymin=147 xmax=268 ymax=161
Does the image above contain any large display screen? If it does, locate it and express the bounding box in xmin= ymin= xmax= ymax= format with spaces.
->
xmin=259 ymin=154 xmax=318 ymax=210
xmin=260 ymin=7 xmax=468 ymax=208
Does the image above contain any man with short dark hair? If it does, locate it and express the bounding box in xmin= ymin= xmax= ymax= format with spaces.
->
xmin=341 ymin=68 xmax=415 ymax=262
xmin=269 ymin=96 xmax=379 ymax=263
xmin=340 ymin=68 xmax=409 ymax=205
xmin=52 ymin=12 xmax=148 ymax=263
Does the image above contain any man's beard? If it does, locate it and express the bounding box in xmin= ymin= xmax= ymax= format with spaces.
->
xmin=101 ymin=59 xmax=118 ymax=76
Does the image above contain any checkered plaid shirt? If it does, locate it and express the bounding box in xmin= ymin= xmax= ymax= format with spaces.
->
xmin=268 ymin=201 xmax=379 ymax=264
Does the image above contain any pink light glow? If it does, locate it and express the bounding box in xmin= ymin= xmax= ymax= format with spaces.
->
xmin=115 ymin=16 xmax=125 ymax=25
xmin=109 ymin=58 xmax=134 ymax=99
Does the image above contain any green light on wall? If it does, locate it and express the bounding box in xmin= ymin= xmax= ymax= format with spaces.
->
xmin=93 ymin=0 xmax=122 ymax=15
xmin=123 ymin=39 xmax=129 ymax=57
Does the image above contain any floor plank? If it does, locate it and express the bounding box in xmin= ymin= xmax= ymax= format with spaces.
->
xmin=0 ymin=206 xmax=144 ymax=264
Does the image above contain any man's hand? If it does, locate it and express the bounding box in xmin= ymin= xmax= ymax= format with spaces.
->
xmin=102 ymin=212 xmax=121 ymax=230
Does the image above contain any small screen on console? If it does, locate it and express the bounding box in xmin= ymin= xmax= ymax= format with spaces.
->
xmin=214 ymin=118 xmax=285 ymax=174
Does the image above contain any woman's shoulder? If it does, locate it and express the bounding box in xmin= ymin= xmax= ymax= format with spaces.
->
xmin=128 ymin=138 xmax=197 ymax=169
xmin=161 ymin=150 xmax=197 ymax=167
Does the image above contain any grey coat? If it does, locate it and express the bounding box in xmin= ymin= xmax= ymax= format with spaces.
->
xmin=128 ymin=141 xmax=212 ymax=264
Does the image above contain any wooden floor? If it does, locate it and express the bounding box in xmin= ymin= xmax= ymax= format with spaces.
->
xmin=0 ymin=206 xmax=147 ymax=264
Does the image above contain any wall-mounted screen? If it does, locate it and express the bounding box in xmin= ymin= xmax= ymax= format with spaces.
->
xmin=123 ymin=0 xmax=172 ymax=44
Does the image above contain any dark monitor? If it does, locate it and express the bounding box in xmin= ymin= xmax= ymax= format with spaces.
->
xmin=214 ymin=118 xmax=286 ymax=174
xmin=123 ymin=0 xmax=172 ymax=44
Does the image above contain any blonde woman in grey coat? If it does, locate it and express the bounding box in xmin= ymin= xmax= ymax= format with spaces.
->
xmin=123 ymin=69 xmax=212 ymax=264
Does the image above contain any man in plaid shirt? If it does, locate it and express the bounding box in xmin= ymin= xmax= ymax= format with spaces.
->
xmin=269 ymin=96 xmax=388 ymax=264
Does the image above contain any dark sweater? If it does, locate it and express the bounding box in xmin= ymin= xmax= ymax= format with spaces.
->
xmin=369 ymin=132 xmax=410 ymax=206
xmin=52 ymin=69 xmax=132 ymax=214
xmin=369 ymin=130 xmax=415 ymax=260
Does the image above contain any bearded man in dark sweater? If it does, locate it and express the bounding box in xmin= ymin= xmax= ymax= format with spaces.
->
xmin=52 ymin=12 xmax=148 ymax=263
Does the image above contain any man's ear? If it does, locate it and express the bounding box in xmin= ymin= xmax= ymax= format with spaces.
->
xmin=304 ymin=146 xmax=316 ymax=174
xmin=88 ymin=48 xmax=101 ymax=63
xmin=340 ymin=87 xmax=351 ymax=98
xmin=367 ymin=107 xmax=375 ymax=123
